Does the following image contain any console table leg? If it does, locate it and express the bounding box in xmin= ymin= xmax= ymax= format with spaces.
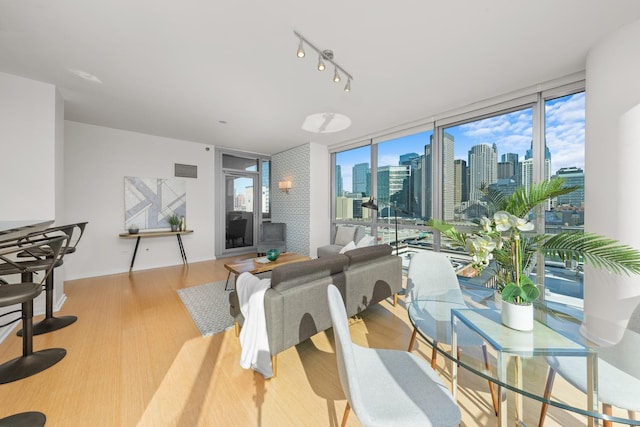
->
xmin=177 ymin=234 xmax=188 ymax=264
xmin=130 ymin=236 xmax=141 ymax=271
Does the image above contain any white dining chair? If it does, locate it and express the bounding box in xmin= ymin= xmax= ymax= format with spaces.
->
xmin=327 ymin=284 xmax=461 ymax=427
xmin=539 ymin=301 xmax=640 ymax=427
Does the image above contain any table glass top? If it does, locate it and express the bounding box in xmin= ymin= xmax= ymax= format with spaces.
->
xmin=407 ymin=284 xmax=640 ymax=425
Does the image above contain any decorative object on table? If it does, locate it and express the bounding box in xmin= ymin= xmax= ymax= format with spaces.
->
xmin=429 ymin=177 xmax=640 ymax=331
xmin=128 ymin=225 xmax=139 ymax=234
xmin=179 ymin=215 xmax=186 ymax=231
xmin=168 ymin=214 xmax=180 ymax=232
xmin=266 ymin=248 xmax=280 ymax=262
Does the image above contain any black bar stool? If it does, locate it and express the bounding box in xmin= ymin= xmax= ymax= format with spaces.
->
xmin=0 ymin=234 xmax=67 ymax=384
xmin=15 ymin=222 xmax=87 ymax=335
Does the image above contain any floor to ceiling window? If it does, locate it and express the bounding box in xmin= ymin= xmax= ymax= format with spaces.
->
xmin=330 ymin=81 xmax=585 ymax=306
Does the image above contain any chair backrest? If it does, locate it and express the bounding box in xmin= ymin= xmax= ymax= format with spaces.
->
xmin=625 ymin=299 xmax=640 ymax=334
xmin=261 ymin=222 xmax=285 ymax=241
xmin=327 ymin=284 xmax=360 ymax=409
xmin=332 ymin=225 xmax=364 ymax=246
xmin=406 ymin=251 xmax=464 ymax=304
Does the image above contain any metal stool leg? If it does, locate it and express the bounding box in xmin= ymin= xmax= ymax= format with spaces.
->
xmin=0 ymin=299 xmax=66 ymax=384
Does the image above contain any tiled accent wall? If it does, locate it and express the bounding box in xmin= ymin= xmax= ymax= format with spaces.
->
xmin=271 ymin=144 xmax=311 ymax=255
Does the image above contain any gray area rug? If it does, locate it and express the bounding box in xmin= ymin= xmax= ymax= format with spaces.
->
xmin=177 ymin=280 xmax=235 ymax=337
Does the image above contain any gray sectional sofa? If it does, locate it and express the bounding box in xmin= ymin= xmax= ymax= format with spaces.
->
xmin=228 ymin=244 xmax=402 ymax=376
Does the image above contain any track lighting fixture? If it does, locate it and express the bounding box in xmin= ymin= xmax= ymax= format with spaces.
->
xmin=294 ymin=30 xmax=353 ymax=92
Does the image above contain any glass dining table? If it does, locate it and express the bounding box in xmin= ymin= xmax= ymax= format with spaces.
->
xmin=407 ymin=284 xmax=640 ymax=427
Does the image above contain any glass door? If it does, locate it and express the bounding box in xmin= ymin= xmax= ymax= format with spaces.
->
xmin=224 ymin=173 xmax=256 ymax=251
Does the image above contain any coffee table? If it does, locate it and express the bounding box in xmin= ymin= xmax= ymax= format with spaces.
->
xmin=223 ymin=252 xmax=311 ymax=290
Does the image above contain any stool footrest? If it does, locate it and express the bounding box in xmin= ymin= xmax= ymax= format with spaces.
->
xmin=0 ymin=411 xmax=46 ymax=427
xmin=17 ymin=315 xmax=77 ymax=336
xmin=0 ymin=348 xmax=66 ymax=384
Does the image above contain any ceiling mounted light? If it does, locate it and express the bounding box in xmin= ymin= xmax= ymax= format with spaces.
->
xmin=333 ymin=67 xmax=341 ymax=83
xmin=317 ymin=54 xmax=326 ymax=71
xmin=293 ymin=30 xmax=354 ymax=92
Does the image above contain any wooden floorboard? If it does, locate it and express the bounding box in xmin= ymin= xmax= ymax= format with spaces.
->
xmin=0 ymin=256 xmax=609 ymax=426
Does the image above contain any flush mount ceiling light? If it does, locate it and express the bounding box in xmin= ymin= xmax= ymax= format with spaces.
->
xmin=302 ymin=112 xmax=352 ymax=134
xmin=294 ymin=30 xmax=353 ymax=92
xmin=68 ymin=68 xmax=102 ymax=83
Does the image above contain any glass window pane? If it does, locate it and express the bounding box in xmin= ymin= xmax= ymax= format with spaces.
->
xmin=443 ymin=108 xmax=533 ymax=225
xmin=335 ymin=146 xmax=371 ymax=221
xmin=262 ymin=160 xmax=270 ymax=218
xmin=542 ymin=92 xmax=585 ymax=304
xmin=222 ymin=154 xmax=259 ymax=171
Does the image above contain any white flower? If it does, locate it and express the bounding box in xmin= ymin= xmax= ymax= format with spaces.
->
xmin=493 ymin=211 xmax=512 ymax=231
xmin=467 ymin=235 xmax=497 ymax=267
xmin=514 ymin=216 xmax=534 ymax=231
xmin=480 ymin=216 xmax=492 ymax=232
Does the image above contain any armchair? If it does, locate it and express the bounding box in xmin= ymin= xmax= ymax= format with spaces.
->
xmin=256 ymin=222 xmax=286 ymax=255
xmin=317 ymin=225 xmax=366 ymax=258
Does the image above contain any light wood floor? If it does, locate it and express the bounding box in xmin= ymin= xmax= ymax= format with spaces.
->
xmin=0 ymin=256 xmax=606 ymax=426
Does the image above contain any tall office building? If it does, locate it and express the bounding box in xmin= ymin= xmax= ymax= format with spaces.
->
xmin=523 ymin=144 xmax=552 ymax=190
xmin=352 ymin=162 xmax=369 ymax=196
xmin=378 ymin=165 xmax=410 ymax=215
xmin=336 ymin=164 xmax=343 ymax=197
xmin=453 ymin=159 xmax=468 ymax=205
xmin=442 ymin=133 xmax=455 ymax=221
xmin=468 ymin=143 xmax=498 ymax=202
xmin=422 ymin=144 xmax=433 ymax=220
xmin=399 ymin=152 xmax=420 ymax=217
xmin=555 ymin=167 xmax=585 ymax=207
xmin=500 ymin=153 xmax=519 ymax=179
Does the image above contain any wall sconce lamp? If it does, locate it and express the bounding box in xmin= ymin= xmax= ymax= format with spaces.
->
xmin=278 ymin=180 xmax=292 ymax=193
xmin=294 ymin=30 xmax=353 ymax=92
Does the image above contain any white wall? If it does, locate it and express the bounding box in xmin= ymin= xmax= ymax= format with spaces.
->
xmin=0 ymin=72 xmax=60 ymax=341
xmin=64 ymin=121 xmax=216 ymax=279
xmin=583 ymin=19 xmax=640 ymax=343
xmin=0 ymin=72 xmax=57 ymax=220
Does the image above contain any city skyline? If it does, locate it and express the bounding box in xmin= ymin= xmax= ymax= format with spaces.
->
xmin=337 ymin=92 xmax=585 ymax=193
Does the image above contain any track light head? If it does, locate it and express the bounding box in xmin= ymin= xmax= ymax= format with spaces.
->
xmin=296 ymin=39 xmax=305 ymax=58
xmin=317 ymin=54 xmax=326 ymax=71
xmin=344 ymin=78 xmax=351 ymax=92
xmin=333 ymin=67 xmax=341 ymax=83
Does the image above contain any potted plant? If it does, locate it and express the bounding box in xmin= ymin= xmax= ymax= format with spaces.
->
xmin=429 ymin=177 xmax=640 ymax=331
xmin=168 ymin=213 xmax=180 ymax=232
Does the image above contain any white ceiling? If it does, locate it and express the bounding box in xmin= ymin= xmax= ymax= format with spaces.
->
xmin=2 ymin=1 xmax=640 ymax=156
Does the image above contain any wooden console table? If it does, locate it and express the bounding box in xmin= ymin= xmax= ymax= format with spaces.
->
xmin=119 ymin=230 xmax=193 ymax=271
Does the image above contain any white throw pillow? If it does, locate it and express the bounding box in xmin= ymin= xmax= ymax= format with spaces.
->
xmin=339 ymin=240 xmax=357 ymax=254
xmin=356 ymin=235 xmax=375 ymax=248
xmin=334 ymin=226 xmax=356 ymax=246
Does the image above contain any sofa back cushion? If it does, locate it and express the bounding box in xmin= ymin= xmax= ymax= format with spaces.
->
xmin=271 ymin=254 xmax=349 ymax=292
xmin=345 ymin=244 xmax=393 ymax=266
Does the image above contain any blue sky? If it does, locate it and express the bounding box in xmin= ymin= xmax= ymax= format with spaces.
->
xmin=338 ymin=92 xmax=585 ymax=192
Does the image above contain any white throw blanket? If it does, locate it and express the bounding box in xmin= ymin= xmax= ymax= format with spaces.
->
xmin=236 ymin=272 xmax=273 ymax=378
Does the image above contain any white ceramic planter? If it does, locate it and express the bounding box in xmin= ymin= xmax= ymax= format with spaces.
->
xmin=501 ymin=300 xmax=534 ymax=331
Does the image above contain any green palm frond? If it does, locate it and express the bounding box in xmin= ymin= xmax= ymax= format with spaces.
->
xmin=503 ymin=178 xmax=580 ymax=218
xmin=541 ymin=231 xmax=640 ymax=275
xmin=428 ymin=219 xmax=469 ymax=248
